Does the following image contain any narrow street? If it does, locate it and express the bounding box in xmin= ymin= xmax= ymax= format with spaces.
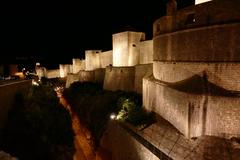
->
xmin=57 ymin=91 xmax=96 ymax=160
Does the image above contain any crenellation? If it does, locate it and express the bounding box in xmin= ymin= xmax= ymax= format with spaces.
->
xmin=153 ymin=0 xmax=240 ymax=35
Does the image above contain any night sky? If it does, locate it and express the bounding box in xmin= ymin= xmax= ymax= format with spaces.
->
xmin=0 ymin=0 xmax=193 ymax=68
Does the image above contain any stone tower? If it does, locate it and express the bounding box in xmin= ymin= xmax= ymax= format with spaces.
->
xmin=112 ymin=31 xmax=145 ymax=67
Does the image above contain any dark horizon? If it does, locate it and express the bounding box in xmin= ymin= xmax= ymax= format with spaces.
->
xmin=0 ymin=0 xmax=194 ymax=67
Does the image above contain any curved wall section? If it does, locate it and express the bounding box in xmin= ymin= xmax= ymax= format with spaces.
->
xmin=153 ymin=62 xmax=240 ymax=91
xmin=143 ymin=76 xmax=204 ymax=138
xmin=135 ymin=64 xmax=153 ymax=94
xmin=153 ymin=23 xmax=240 ymax=61
xmin=143 ymin=76 xmax=240 ymax=138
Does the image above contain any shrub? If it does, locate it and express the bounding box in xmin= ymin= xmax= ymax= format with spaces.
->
xmin=116 ymin=94 xmax=155 ymax=126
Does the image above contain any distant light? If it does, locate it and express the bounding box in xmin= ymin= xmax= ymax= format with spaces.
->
xmin=195 ymin=0 xmax=212 ymax=5
xmin=110 ymin=113 xmax=116 ymax=120
xmin=32 ymin=80 xmax=39 ymax=86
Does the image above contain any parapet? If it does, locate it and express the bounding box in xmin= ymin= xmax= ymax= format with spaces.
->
xmin=153 ymin=0 xmax=240 ymax=36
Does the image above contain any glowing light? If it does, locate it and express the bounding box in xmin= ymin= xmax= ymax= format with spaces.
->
xmin=32 ymin=80 xmax=39 ymax=86
xmin=195 ymin=0 xmax=212 ymax=5
xmin=110 ymin=113 xmax=116 ymax=120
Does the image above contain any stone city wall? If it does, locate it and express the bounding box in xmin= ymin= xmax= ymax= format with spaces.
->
xmin=153 ymin=0 xmax=240 ymax=35
xmin=94 ymin=68 xmax=105 ymax=84
xmin=153 ymin=23 xmax=240 ymax=62
xmin=104 ymin=64 xmax=152 ymax=93
xmin=65 ymin=74 xmax=80 ymax=88
xmin=113 ymin=31 xmax=145 ymax=67
xmin=206 ymin=96 xmax=240 ymax=138
xmin=66 ymin=69 xmax=105 ymax=88
xmin=0 ymin=80 xmax=31 ymax=131
xmin=99 ymin=50 xmax=113 ymax=68
xmin=143 ymin=75 xmax=240 ymax=138
xmin=72 ymin=59 xmax=85 ymax=73
xmin=153 ymin=62 xmax=240 ymax=91
xmin=59 ymin=64 xmax=72 ymax=78
xmin=139 ymin=40 xmax=153 ymax=64
xmin=134 ymin=64 xmax=153 ymax=94
xmin=45 ymin=69 xmax=60 ymax=79
xmin=104 ymin=66 xmax=135 ymax=92
xmin=85 ymin=50 xmax=102 ymax=71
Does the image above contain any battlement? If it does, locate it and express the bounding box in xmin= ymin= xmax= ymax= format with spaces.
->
xmin=153 ymin=0 xmax=240 ymax=36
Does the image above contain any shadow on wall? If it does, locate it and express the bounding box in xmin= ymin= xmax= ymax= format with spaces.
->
xmin=162 ymin=72 xmax=240 ymax=97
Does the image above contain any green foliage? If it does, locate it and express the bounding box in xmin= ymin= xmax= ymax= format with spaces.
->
xmin=2 ymin=84 xmax=75 ymax=160
xmin=116 ymin=94 xmax=155 ymax=126
xmin=63 ymin=82 xmax=119 ymax=149
xmin=64 ymin=82 xmax=155 ymax=150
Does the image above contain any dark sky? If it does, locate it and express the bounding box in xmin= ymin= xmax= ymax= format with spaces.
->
xmin=0 ymin=0 xmax=194 ymax=66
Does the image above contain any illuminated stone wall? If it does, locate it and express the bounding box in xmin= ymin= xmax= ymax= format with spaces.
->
xmin=134 ymin=64 xmax=152 ymax=93
xmin=143 ymin=76 xmax=204 ymax=138
xmin=153 ymin=62 xmax=240 ymax=91
xmin=94 ymin=68 xmax=105 ymax=84
xmin=113 ymin=31 xmax=145 ymax=67
xmin=154 ymin=24 xmax=240 ymax=62
xmin=154 ymin=0 xmax=240 ymax=36
xmin=66 ymin=73 xmax=80 ymax=88
xmin=59 ymin=64 xmax=72 ymax=78
xmin=65 ymin=68 xmax=105 ymax=87
xmin=206 ymin=96 xmax=240 ymax=137
xmin=103 ymin=66 xmax=135 ymax=92
xmin=79 ymin=71 xmax=95 ymax=82
xmin=139 ymin=40 xmax=153 ymax=64
xmin=72 ymin=59 xmax=85 ymax=73
xmin=101 ymin=121 xmax=159 ymax=160
xmin=112 ymin=32 xmax=128 ymax=66
xmin=85 ymin=50 xmax=101 ymax=71
xmin=143 ymin=75 xmax=240 ymax=138
xmin=142 ymin=0 xmax=240 ymax=139
xmin=0 ymin=80 xmax=31 ymax=130
xmin=45 ymin=69 xmax=60 ymax=79
xmin=78 ymin=69 xmax=105 ymax=84
xmin=99 ymin=50 xmax=112 ymax=68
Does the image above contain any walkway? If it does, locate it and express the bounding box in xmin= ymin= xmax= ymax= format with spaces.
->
xmin=57 ymin=91 xmax=95 ymax=160
xmin=57 ymin=90 xmax=111 ymax=160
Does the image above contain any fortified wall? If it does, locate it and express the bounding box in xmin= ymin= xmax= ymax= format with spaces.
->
xmin=104 ymin=31 xmax=153 ymax=93
xmin=144 ymin=0 xmax=240 ymax=138
xmin=34 ymin=0 xmax=240 ymax=158
xmin=66 ymin=50 xmax=112 ymax=87
xmin=64 ymin=31 xmax=153 ymax=92
xmin=0 ymin=80 xmax=32 ymax=142
xmin=35 ymin=0 xmax=240 ymax=139
xmin=72 ymin=58 xmax=85 ymax=74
